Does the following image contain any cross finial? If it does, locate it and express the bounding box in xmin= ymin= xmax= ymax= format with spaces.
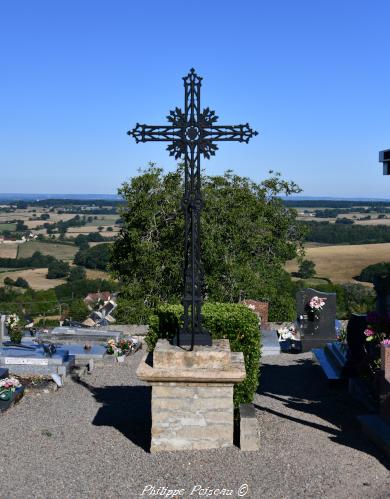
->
xmin=128 ymin=70 xmax=258 ymax=348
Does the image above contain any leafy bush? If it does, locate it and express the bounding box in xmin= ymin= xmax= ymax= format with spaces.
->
xmin=68 ymin=266 xmax=86 ymax=282
xmin=298 ymin=259 xmax=316 ymax=279
xmin=74 ymin=243 xmax=111 ymax=270
xmin=47 ymin=260 xmax=70 ymax=279
xmin=34 ymin=318 xmax=61 ymax=327
xmin=67 ymin=299 xmax=89 ymax=322
xmin=147 ymin=303 xmax=261 ymax=407
xmin=358 ymin=262 xmax=390 ymax=283
xmin=15 ymin=277 xmax=29 ymax=288
xmin=3 ymin=276 xmax=29 ymax=288
xmin=4 ymin=277 xmax=14 ymax=286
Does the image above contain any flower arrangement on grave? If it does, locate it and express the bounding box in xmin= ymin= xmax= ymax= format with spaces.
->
xmin=5 ymin=314 xmax=25 ymax=344
xmin=336 ymin=328 xmax=347 ymax=344
xmin=277 ymin=324 xmax=300 ymax=342
xmin=308 ymin=296 xmax=326 ymax=312
xmin=306 ymin=295 xmax=326 ymax=321
xmin=0 ymin=377 xmax=21 ymax=401
xmin=362 ymin=311 xmax=390 ymax=370
xmin=105 ymin=338 xmax=136 ymax=357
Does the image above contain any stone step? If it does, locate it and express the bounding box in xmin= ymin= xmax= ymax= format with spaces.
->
xmin=312 ymin=347 xmax=343 ymax=381
xmin=326 ymin=342 xmax=348 ymax=367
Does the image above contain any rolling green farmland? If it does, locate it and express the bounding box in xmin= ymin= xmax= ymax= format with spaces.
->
xmin=0 ymin=223 xmax=16 ymax=231
xmin=17 ymin=241 xmax=77 ymax=261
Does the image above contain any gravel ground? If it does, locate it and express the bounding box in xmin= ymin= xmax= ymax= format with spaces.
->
xmin=0 ymin=351 xmax=389 ymax=499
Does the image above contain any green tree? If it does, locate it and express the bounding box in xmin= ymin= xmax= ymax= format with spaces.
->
xmin=68 ymin=266 xmax=86 ymax=282
xmin=74 ymin=244 xmax=111 ymax=270
xmin=341 ymin=283 xmax=375 ymax=314
xmin=68 ymin=299 xmax=89 ymax=322
xmin=47 ymin=260 xmax=70 ymax=279
xmin=74 ymin=234 xmax=89 ymax=250
xmin=110 ymin=164 xmax=305 ymax=321
xmin=359 ymin=262 xmax=390 ymax=283
xmin=15 ymin=277 xmax=29 ymax=288
xmin=298 ymin=259 xmax=316 ymax=279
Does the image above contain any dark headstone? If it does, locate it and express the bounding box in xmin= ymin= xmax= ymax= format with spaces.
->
xmin=345 ymin=313 xmax=367 ymax=376
xmin=374 ymin=276 xmax=390 ymax=317
xmin=0 ymin=368 xmax=8 ymax=379
xmin=296 ymin=288 xmax=336 ymax=352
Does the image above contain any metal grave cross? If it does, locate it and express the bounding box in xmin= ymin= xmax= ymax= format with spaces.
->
xmin=128 ymin=69 xmax=258 ymax=349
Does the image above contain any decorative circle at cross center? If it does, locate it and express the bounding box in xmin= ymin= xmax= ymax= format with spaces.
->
xmin=185 ymin=126 xmax=200 ymax=141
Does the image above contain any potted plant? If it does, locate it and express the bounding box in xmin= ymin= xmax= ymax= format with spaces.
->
xmin=363 ymin=311 xmax=390 ymax=373
xmin=106 ymin=338 xmax=136 ymax=363
xmin=0 ymin=377 xmax=21 ymax=402
xmin=5 ymin=314 xmax=25 ymax=344
xmin=278 ymin=325 xmax=302 ymax=353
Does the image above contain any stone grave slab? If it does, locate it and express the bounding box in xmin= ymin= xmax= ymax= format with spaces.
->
xmin=65 ymin=344 xmax=106 ymax=367
xmin=0 ymin=344 xmax=73 ymax=377
xmin=37 ymin=326 xmax=121 ymax=345
xmin=261 ymin=329 xmax=280 ymax=356
xmin=296 ymin=288 xmax=337 ymax=352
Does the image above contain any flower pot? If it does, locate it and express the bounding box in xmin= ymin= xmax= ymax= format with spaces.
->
xmin=116 ymin=355 xmax=125 ymax=363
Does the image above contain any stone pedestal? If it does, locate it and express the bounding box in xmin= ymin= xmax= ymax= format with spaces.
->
xmin=380 ymin=344 xmax=390 ymax=424
xmin=137 ymin=339 xmax=246 ymax=452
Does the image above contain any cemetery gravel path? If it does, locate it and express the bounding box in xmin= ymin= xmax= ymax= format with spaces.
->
xmin=0 ymin=350 xmax=389 ymax=499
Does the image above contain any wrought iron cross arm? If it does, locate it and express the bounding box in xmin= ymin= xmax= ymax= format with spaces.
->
xmin=204 ymin=124 xmax=258 ymax=143
xmin=128 ymin=123 xmax=180 ymax=143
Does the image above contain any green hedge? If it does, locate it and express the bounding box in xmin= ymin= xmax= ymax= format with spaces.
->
xmin=147 ymin=303 xmax=261 ymax=407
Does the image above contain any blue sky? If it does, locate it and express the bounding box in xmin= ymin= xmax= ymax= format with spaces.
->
xmin=1 ymin=1 xmax=390 ymax=197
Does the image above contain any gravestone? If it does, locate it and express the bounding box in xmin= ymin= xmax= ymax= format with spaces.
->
xmin=0 ymin=344 xmax=73 ymax=378
xmin=374 ymin=276 xmax=390 ymax=317
xmin=0 ymin=315 xmax=5 ymax=345
xmin=344 ymin=313 xmax=367 ymax=376
xmin=296 ymin=288 xmax=336 ymax=352
xmin=37 ymin=326 xmax=121 ymax=345
xmin=241 ymin=300 xmax=269 ymax=328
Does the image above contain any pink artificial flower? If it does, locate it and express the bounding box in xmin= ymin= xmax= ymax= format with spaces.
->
xmin=364 ymin=328 xmax=374 ymax=337
xmin=382 ymin=339 xmax=390 ymax=346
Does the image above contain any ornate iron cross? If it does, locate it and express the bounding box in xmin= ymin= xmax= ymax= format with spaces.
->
xmin=128 ymin=69 xmax=258 ymax=349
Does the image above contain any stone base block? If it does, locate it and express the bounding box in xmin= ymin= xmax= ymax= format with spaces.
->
xmin=151 ymin=383 xmax=233 ymax=452
xmin=137 ymin=339 xmax=246 ymax=452
xmin=239 ymin=403 xmax=260 ymax=451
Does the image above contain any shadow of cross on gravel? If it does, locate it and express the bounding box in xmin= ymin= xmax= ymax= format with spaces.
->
xmin=75 ymin=378 xmax=151 ymax=452
xmin=256 ymin=356 xmax=390 ymax=469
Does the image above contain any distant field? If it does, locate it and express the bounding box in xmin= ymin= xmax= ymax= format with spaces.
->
xmin=85 ymin=269 xmax=111 ymax=280
xmin=17 ymin=241 xmax=77 ymax=261
xmin=0 ymin=243 xmax=19 ymax=258
xmin=286 ymin=242 xmax=390 ymax=283
xmin=0 ymin=223 xmax=16 ymax=231
xmin=85 ymin=215 xmax=118 ymax=226
xmin=354 ymin=218 xmax=390 ymax=226
xmin=67 ymin=226 xmax=120 ymax=235
xmin=0 ymin=268 xmax=66 ymax=290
